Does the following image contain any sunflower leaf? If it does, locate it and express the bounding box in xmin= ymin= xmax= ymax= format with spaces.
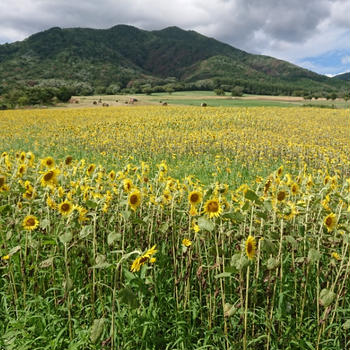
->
xmin=244 ymin=190 xmax=263 ymax=205
xmin=90 ymin=318 xmax=105 ymax=344
xmin=198 ymin=216 xmax=215 ymax=232
xmin=119 ymin=287 xmax=139 ymax=309
xmin=319 ymin=288 xmax=335 ymax=307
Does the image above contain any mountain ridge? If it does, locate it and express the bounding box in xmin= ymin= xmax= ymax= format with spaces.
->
xmin=0 ymin=25 xmax=346 ymax=95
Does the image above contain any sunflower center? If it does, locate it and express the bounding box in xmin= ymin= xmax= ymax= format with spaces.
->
xmin=26 ymin=218 xmax=35 ymax=226
xmin=65 ymin=156 xmax=72 ymax=165
xmin=277 ymin=191 xmax=286 ymax=201
xmin=19 ymin=166 xmax=25 ymax=173
xmin=0 ymin=177 xmax=5 ymax=187
xmin=208 ymin=201 xmax=219 ymax=212
xmin=44 ymin=171 xmax=54 ymax=181
xmin=46 ymin=160 xmax=53 ymax=166
xmin=326 ymin=217 xmax=333 ymax=226
xmin=61 ymin=203 xmax=70 ymax=212
xmin=247 ymin=242 xmax=253 ymax=254
xmin=190 ymin=193 xmax=199 ymax=203
xmin=130 ymin=194 xmax=138 ymax=205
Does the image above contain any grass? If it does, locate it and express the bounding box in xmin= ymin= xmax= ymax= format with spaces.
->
xmin=73 ymin=91 xmax=350 ymax=109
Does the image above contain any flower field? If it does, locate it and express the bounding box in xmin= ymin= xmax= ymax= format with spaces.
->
xmin=0 ymin=106 xmax=349 ymax=349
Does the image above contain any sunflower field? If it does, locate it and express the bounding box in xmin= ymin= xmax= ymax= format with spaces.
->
xmin=0 ymin=106 xmax=349 ymax=350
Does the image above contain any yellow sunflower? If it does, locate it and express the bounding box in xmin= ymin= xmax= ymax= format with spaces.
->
xmin=65 ymin=156 xmax=73 ymax=165
xmin=182 ymin=238 xmax=192 ymax=247
xmin=58 ymin=200 xmax=74 ymax=216
xmin=324 ymin=213 xmax=337 ymax=232
xmin=123 ymin=178 xmax=133 ymax=192
xmin=203 ymin=198 xmax=222 ymax=218
xmin=42 ymin=156 xmax=55 ymax=168
xmin=108 ymin=170 xmax=116 ymax=181
xmin=276 ymin=190 xmax=287 ymax=202
xmin=290 ymin=183 xmax=299 ymax=195
xmin=41 ymin=169 xmax=59 ymax=187
xmin=17 ymin=164 xmax=26 ymax=177
xmin=245 ymin=235 xmax=256 ymax=260
xmin=130 ymin=245 xmax=157 ymax=272
xmin=86 ymin=164 xmax=96 ymax=176
xmin=0 ymin=175 xmax=6 ymax=187
xmin=128 ymin=190 xmax=142 ymax=211
xmin=23 ymin=215 xmax=39 ymax=231
xmin=188 ymin=190 xmax=202 ymax=206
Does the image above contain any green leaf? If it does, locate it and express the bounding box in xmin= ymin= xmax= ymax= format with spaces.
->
xmin=319 ymin=288 xmax=335 ymax=307
xmin=119 ymin=287 xmax=139 ymax=309
xmin=0 ymin=204 xmax=11 ymax=214
xmin=223 ymin=303 xmax=237 ymax=317
xmin=198 ymin=216 xmax=215 ymax=232
xmin=40 ymin=218 xmax=50 ymax=229
xmin=222 ymin=212 xmax=245 ymax=222
xmin=39 ymin=257 xmax=54 ymax=268
xmin=241 ymin=201 xmax=250 ymax=211
xmin=308 ymin=248 xmax=321 ymax=263
xmin=244 ymin=189 xmax=262 ymax=205
xmin=90 ymin=318 xmax=105 ymax=343
xmin=159 ymin=222 xmax=169 ymax=233
xmin=215 ymin=272 xmax=232 ymax=279
xmin=107 ymin=232 xmax=121 ymax=246
xmin=231 ymin=253 xmax=249 ymax=271
xmin=256 ymin=211 xmax=268 ymax=220
xmin=343 ymin=320 xmax=350 ymax=330
xmin=85 ymin=200 xmax=98 ymax=209
xmin=122 ymin=210 xmax=131 ymax=221
xmin=59 ymin=231 xmax=73 ymax=244
xmin=79 ymin=226 xmax=91 ymax=238
xmin=266 ymin=257 xmax=279 ymax=270
xmin=91 ymin=254 xmax=111 ymax=269
xmin=285 ymin=235 xmax=298 ymax=249
xmin=9 ymin=246 xmax=21 ymax=256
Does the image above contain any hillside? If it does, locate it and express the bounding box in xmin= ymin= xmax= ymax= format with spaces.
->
xmin=332 ymin=72 xmax=350 ymax=81
xmin=0 ymin=25 xmax=346 ymax=95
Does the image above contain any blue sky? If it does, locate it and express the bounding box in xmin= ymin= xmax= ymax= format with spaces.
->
xmin=0 ymin=0 xmax=349 ymax=76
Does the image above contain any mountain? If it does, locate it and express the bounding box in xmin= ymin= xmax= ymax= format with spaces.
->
xmin=0 ymin=25 xmax=346 ymax=95
xmin=332 ymin=72 xmax=350 ymax=81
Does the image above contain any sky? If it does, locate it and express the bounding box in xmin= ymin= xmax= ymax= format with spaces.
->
xmin=0 ymin=0 xmax=349 ymax=76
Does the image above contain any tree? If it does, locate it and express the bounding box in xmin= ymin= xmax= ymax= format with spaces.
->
xmin=231 ymin=86 xmax=243 ymax=97
xmin=214 ymin=88 xmax=225 ymax=96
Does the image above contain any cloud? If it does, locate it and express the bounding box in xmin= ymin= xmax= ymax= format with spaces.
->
xmin=0 ymin=0 xmax=348 ymax=74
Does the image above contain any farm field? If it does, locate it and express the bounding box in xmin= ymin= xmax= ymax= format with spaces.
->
xmin=70 ymin=91 xmax=350 ymax=109
xmin=0 ymin=105 xmax=349 ymax=349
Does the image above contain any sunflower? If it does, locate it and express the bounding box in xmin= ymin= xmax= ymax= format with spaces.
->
xmin=276 ymin=190 xmax=287 ymax=202
xmin=203 ymin=198 xmax=222 ymax=218
xmin=283 ymin=201 xmax=298 ymax=220
xmin=22 ymin=215 xmax=39 ymax=231
xmin=162 ymin=190 xmax=172 ymax=204
xmin=23 ymin=189 xmax=35 ymax=200
xmin=123 ymin=178 xmax=133 ymax=193
xmin=17 ymin=164 xmax=26 ymax=177
xmin=108 ymin=170 xmax=116 ymax=181
xmin=58 ymin=200 xmax=74 ymax=216
xmin=182 ymin=238 xmax=192 ymax=247
xmin=130 ymin=245 xmax=157 ymax=272
xmin=188 ymin=190 xmax=202 ymax=206
xmin=41 ymin=169 xmax=59 ymax=187
xmin=43 ymin=156 xmax=55 ymax=168
xmin=86 ymin=164 xmax=96 ymax=176
xmin=0 ymin=175 xmax=6 ymax=187
xmin=277 ymin=165 xmax=283 ymax=177
xmin=290 ymin=183 xmax=299 ymax=196
xmin=20 ymin=151 xmax=26 ymax=163
xmin=128 ymin=190 xmax=142 ymax=211
xmin=65 ymin=156 xmax=73 ymax=165
xmin=324 ymin=213 xmax=337 ymax=232
xmin=331 ymin=252 xmax=341 ymax=261
xmin=245 ymin=235 xmax=256 ymax=260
